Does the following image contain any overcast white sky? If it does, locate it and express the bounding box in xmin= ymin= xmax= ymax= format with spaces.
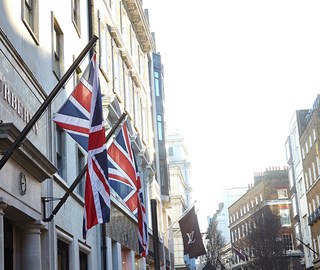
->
xmin=144 ymin=0 xmax=320 ymax=230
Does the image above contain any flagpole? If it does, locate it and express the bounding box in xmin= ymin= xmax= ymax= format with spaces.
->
xmin=0 ymin=35 xmax=99 ymax=171
xmin=151 ymin=199 xmax=161 ymax=270
xmin=42 ymin=112 xmax=127 ymax=222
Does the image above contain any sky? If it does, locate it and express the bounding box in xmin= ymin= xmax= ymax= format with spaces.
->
xmin=144 ymin=0 xmax=320 ymax=230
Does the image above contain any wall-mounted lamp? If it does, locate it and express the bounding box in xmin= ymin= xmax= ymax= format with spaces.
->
xmin=19 ymin=172 xmax=27 ymax=195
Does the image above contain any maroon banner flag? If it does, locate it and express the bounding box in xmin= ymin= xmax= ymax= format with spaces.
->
xmin=178 ymin=206 xmax=206 ymax=259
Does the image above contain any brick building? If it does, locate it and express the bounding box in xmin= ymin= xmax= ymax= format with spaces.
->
xmin=228 ymin=167 xmax=303 ymax=269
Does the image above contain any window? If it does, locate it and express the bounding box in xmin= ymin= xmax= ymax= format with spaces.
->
xmin=298 ymin=178 xmax=303 ymax=194
xmin=99 ymin=24 xmax=112 ymax=78
xmin=124 ymin=68 xmax=132 ymax=114
xmin=160 ymin=165 xmax=165 ymax=187
xmin=4 ymin=219 xmax=13 ymax=270
xmin=57 ymin=240 xmax=69 ymax=270
xmin=280 ymin=208 xmax=291 ymax=227
xmin=22 ymin=0 xmax=39 ymax=43
xmin=168 ymin=147 xmax=173 ymax=157
xmin=56 ymin=126 xmax=66 ymax=178
xmin=277 ymin=189 xmax=288 ymax=199
xmin=313 ymin=162 xmax=317 ymax=182
xmin=53 ymin=17 xmax=64 ymax=78
xmin=309 ymin=167 xmax=313 ymax=186
xmin=305 ymin=172 xmax=309 ymax=190
xmin=309 ymin=203 xmax=312 ymax=216
xmin=73 ymin=55 xmax=82 ymax=88
xmin=113 ymin=47 xmax=122 ymax=97
xmin=79 ymin=250 xmax=88 ymax=270
xmin=72 ymin=0 xmax=81 ymax=35
xmin=292 ymin=194 xmax=297 ymax=216
xmin=154 ymin=71 xmax=160 ymax=97
xmin=157 ymin=114 xmax=163 ymax=141
xmin=283 ymin=234 xmax=293 ymax=251
xmin=77 ymin=148 xmax=86 ymax=197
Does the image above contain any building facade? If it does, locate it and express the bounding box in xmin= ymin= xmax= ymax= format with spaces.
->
xmin=167 ymin=131 xmax=195 ymax=270
xmin=0 ymin=0 xmax=172 ymax=269
xmin=208 ymin=187 xmax=248 ymax=245
xmin=285 ymin=109 xmax=313 ymax=269
xmin=228 ymin=167 xmax=303 ymax=270
xmin=298 ymin=95 xmax=320 ymax=269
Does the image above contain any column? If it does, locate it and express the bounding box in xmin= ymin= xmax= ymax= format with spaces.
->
xmin=0 ymin=203 xmax=7 ymax=270
xmin=106 ymin=237 xmax=113 ymax=270
xmin=20 ymin=221 xmax=44 ymax=270
xmin=112 ymin=241 xmax=122 ymax=270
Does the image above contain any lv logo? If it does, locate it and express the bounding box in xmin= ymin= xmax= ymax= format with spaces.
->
xmin=186 ymin=231 xmax=196 ymax=244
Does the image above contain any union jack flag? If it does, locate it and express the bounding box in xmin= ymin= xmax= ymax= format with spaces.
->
xmin=53 ymin=54 xmax=110 ymax=239
xmin=108 ymin=123 xmax=148 ymax=256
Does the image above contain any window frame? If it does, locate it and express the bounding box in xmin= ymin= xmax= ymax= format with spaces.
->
xmin=154 ymin=70 xmax=161 ymax=97
xmin=56 ymin=125 xmax=66 ymax=179
xmin=21 ymin=0 xmax=39 ymax=44
xmin=279 ymin=208 xmax=291 ymax=227
xmin=57 ymin=239 xmax=70 ymax=270
xmin=277 ymin=188 xmax=288 ymax=199
xmin=71 ymin=0 xmax=81 ymax=36
xmin=156 ymin=114 xmax=163 ymax=141
xmin=52 ymin=14 xmax=64 ymax=79
xmin=77 ymin=147 xmax=86 ymax=197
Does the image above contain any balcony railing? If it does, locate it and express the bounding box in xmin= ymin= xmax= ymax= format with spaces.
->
xmin=308 ymin=207 xmax=320 ymax=226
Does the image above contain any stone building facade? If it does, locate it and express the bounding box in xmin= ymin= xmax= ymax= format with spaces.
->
xmin=167 ymin=132 xmax=195 ymax=270
xmin=0 ymin=0 xmax=172 ymax=269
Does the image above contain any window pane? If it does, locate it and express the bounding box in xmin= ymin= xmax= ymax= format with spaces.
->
xmin=77 ymin=149 xmax=86 ymax=197
xmin=57 ymin=240 xmax=69 ymax=270
xmin=280 ymin=208 xmax=291 ymax=226
xmin=79 ymin=251 xmax=88 ymax=270
xmin=154 ymin=71 xmax=160 ymax=97
xmin=157 ymin=114 xmax=163 ymax=141
xmin=24 ymin=0 xmax=34 ymax=29
xmin=56 ymin=126 xmax=65 ymax=178
xmin=277 ymin=189 xmax=288 ymax=199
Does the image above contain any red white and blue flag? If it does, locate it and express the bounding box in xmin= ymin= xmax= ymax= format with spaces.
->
xmin=108 ymin=123 xmax=148 ymax=256
xmin=53 ymin=54 xmax=110 ymax=239
xmin=232 ymin=246 xmax=247 ymax=261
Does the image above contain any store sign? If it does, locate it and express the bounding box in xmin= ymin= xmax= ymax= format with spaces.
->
xmin=0 ymin=78 xmax=39 ymax=134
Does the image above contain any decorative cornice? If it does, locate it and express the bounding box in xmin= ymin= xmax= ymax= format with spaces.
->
xmin=124 ymin=0 xmax=154 ymax=52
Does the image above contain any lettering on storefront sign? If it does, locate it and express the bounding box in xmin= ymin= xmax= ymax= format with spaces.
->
xmin=0 ymin=78 xmax=39 ymax=134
